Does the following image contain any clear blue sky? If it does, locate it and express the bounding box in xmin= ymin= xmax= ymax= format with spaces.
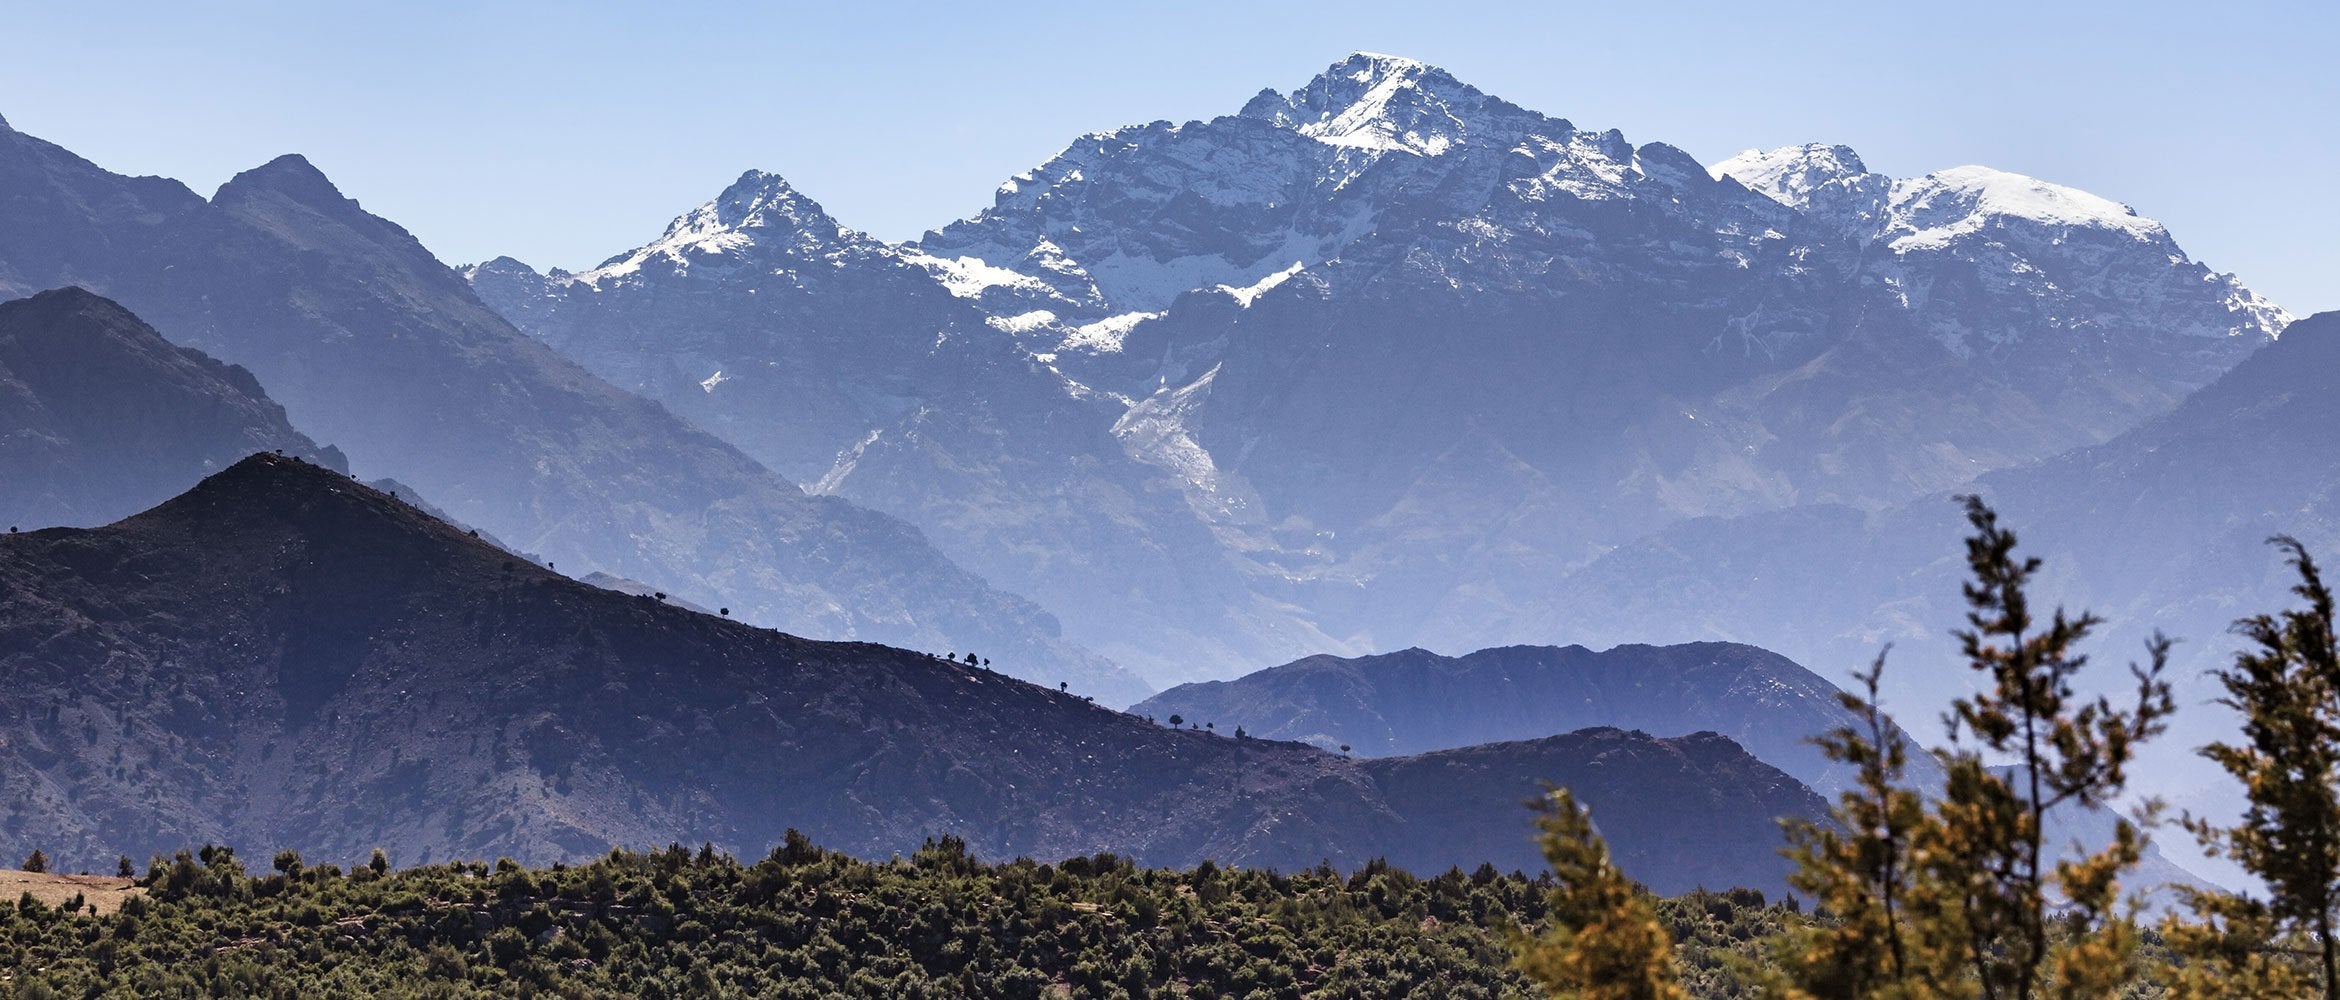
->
xmin=3 ymin=1 xmax=2330 ymax=313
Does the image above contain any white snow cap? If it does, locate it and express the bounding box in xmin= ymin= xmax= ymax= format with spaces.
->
xmin=1714 ymin=145 xmax=2167 ymax=247
xmin=1886 ymin=165 xmax=2164 ymax=249
xmin=1241 ymin=52 xmax=1488 ymax=156
xmin=574 ymin=170 xmax=847 ymax=282
xmin=1710 ymin=144 xmax=1870 ymax=209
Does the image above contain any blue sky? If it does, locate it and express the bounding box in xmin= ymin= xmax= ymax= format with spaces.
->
xmin=3 ymin=0 xmax=2330 ymax=312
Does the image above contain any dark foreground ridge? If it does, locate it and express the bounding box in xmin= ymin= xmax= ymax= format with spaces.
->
xmin=0 ymin=455 xmax=1824 ymax=893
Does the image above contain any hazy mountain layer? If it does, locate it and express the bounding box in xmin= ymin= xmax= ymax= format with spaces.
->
xmin=1135 ymin=640 xmax=2214 ymax=897
xmin=0 ymin=287 xmax=345 ymax=529
xmin=0 ymin=115 xmax=1143 ymax=704
xmin=1525 ymin=312 xmax=2340 ymax=841
xmin=1135 ymin=642 xmax=1883 ymax=796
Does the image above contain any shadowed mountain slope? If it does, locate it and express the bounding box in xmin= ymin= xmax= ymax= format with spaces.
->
xmin=0 ymin=287 xmax=344 ymax=528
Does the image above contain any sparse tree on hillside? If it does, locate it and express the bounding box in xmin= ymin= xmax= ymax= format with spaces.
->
xmin=21 ymin=848 xmax=47 ymax=874
xmin=2157 ymin=893 xmax=2314 ymax=1000
xmin=1935 ymin=496 xmax=2173 ymax=999
xmin=1510 ymin=787 xmax=1685 ymax=1000
xmin=1760 ymin=497 xmax=2174 ymax=1000
xmin=1763 ymin=652 xmax=1960 ymax=999
xmin=2181 ymin=536 xmax=2340 ymax=998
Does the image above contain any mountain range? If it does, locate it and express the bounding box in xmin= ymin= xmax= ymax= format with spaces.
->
xmin=1134 ymin=643 xmax=1891 ymax=797
xmin=469 ymin=52 xmax=2289 ymax=688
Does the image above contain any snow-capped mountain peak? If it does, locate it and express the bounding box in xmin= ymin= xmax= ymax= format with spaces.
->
xmin=913 ymin=53 xmax=1587 ymax=320
xmin=576 ymin=169 xmax=854 ymax=283
xmin=1715 ymin=146 xmax=2170 ymax=248
xmin=1239 ymin=51 xmax=1493 ymax=157
xmin=1711 ymin=144 xmax=2286 ymax=356
xmin=704 ymin=169 xmax=833 ymax=226
xmin=1885 ymin=165 xmax=2164 ymax=250
xmin=1710 ymin=143 xmax=1870 ymax=210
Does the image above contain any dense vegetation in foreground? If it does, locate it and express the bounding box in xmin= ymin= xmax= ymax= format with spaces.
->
xmin=0 ymin=836 xmax=1794 ymax=999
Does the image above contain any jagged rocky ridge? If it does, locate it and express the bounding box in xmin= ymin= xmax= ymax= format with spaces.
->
xmin=0 ymin=455 xmax=1824 ymax=894
xmin=472 ymin=53 xmax=2287 ymax=688
xmin=0 ymin=117 xmax=1146 ymax=704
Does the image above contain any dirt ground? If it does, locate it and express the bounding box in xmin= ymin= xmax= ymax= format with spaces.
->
xmin=0 ymin=869 xmax=143 ymax=915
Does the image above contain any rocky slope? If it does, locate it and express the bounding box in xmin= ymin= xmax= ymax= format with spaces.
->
xmin=0 ymin=287 xmax=345 ymax=529
xmin=0 ymin=114 xmax=1142 ymax=703
xmin=0 ymin=456 xmax=1823 ymax=894
xmin=466 ymin=175 xmax=1346 ymax=684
